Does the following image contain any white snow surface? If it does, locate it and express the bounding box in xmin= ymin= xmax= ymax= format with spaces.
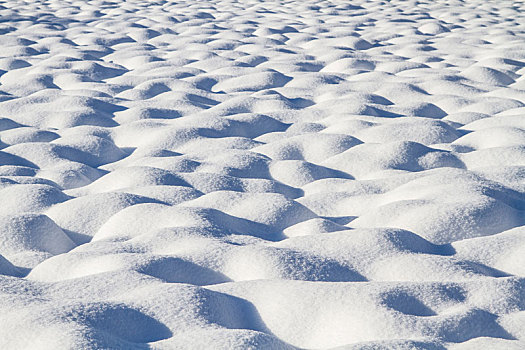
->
xmin=1 ymin=0 xmax=525 ymax=348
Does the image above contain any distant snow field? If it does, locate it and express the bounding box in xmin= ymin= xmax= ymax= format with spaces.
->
xmin=1 ymin=0 xmax=525 ymax=348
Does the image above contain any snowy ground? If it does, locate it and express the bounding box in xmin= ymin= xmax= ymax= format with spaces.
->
xmin=1 ymin=0 xmax=525 ymax=348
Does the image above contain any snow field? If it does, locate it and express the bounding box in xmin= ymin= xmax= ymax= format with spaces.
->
xmin=0 ymin=0 xmax=525 ymax=348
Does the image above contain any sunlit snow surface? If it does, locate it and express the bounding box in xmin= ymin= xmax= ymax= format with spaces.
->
xmin=1 ymin=0 xmax=525 ymax=348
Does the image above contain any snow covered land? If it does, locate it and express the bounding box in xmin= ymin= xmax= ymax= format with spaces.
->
xmin=0 ymin=0 xmax=525 ymax=348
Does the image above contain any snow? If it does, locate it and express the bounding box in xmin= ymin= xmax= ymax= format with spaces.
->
xmin=0 ymin=0 xmax=525 ymax=348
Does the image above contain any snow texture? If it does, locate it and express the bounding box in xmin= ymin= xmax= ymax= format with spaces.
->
xmin=1 ymin=0 xmax=525 ymax=349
